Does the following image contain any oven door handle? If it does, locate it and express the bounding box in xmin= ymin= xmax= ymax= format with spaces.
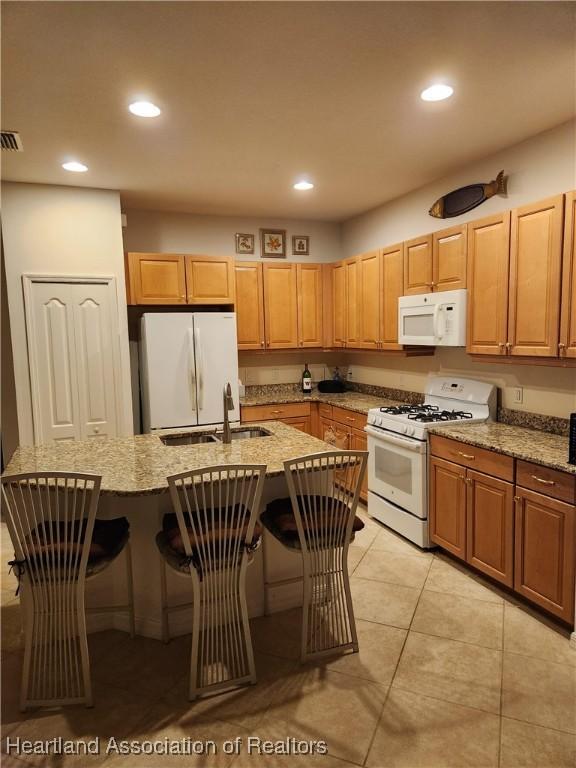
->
xmin=365 ymin=425 xmax=426 ymax=452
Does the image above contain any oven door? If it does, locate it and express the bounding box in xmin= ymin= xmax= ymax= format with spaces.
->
xmin=366 ymin=426 xmax=427 ymax=518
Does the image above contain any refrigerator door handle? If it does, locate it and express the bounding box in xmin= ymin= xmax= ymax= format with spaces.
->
xmin=187 ymin=328 xmax=197 ymax=410
xmin=194 ymin=325 xmax=204 ymax=410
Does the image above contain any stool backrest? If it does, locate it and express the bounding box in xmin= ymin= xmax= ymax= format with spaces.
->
xmin=1 ymin=472 xmax=102 ymax=587
xmin=283 ymin=450 xmax=368 ymax=552
xmin=167 ymin=464 xmax=266 ymax=574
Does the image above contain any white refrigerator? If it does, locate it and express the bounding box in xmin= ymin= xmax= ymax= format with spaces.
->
xmin=140 ymin=312 xmax=240 ymax=432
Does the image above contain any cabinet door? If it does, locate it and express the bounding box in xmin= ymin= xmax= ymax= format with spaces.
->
xmin=508 ymin=196 xmax=564 ymax=356
xmin=297 ymin=264 xmax=323 ymax=348
xmin=235 ymin=262 xmax=265 ymax=350
xmin=429 ymin=456 xmax=466 ymax=559
xmin=331 ymin=262 xmax=346 ymax=348
xmin=514 ymin=487 xmax=574 ymax=622
xmin=560 ymin=190 xmax=576 ymax=358
xmin=345 ymin=257 xmax=361 ymax=347
xmin=404 ymin=235 xmax=432 ymax=295
xmin=466 ymin=470 xmax=514 ymax=587
xmin=357 ymin=250 xmax=381 ymax=349
xmin=186 ymin=255 xmax=235 ymax=304
xmin=281 ymin=416 xmax=312 ymax=435
xmin=351 ymin=428 xmax=368 ymax=502
xmin=466 ymin=212 xmax=511 ymax=355
xmin=433 ymin=225 xmax=467 ymax=291
xmin=127 ymin=253 xmax=186 ymax=305
xmin=263 ymin=263 xmax=298 ymax=348
xmin=381 ymin=243 xmax=404 ymax=349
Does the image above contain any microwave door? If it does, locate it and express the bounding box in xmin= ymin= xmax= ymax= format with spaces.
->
xmin=399 ymin=305 xmax=436 ymax=345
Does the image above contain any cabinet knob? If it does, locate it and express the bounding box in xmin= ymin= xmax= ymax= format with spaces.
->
xmin=559 ymin=342 xmax=566 ymax=356
xmin=498 ymin=342 xmax=505 ymax=352
xmin=93 ymin=427 xmax=100 ymax=434
xmin=505 ymin=342 xmax=512 ymax=350
xmin=514 ymin=496 xmax=520 ymax=502
xmin=260 ymin=340 xmax=265 ymax=347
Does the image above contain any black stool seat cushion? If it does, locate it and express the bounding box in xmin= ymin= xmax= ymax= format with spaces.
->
xmin=156 ymin=508 xmax=262 ymax=575
xmin=261 ymin=496 xmax=364 ymax=550
xmin=20 ymin=517 xmax=129 ymax=577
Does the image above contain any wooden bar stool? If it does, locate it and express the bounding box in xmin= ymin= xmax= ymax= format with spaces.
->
xmin=261 ymin=450 xmax=367 ymax=662
xmin=1 ymin=471 xmax=135 ymax=710
xmin=155 ymin=463 xmax=265 ymax=700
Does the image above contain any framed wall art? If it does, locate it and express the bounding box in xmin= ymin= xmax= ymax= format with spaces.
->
xmin=235 ymin=233 xmax=255 ymax=254
xmin=292 ymin=235 xmax=310 ymax=255
xmin=260 ymin=228 xmax=286 ymax=258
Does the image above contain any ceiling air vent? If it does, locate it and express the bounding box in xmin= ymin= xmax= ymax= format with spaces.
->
xmin=1 ymin=131 xmax=23 ymax=151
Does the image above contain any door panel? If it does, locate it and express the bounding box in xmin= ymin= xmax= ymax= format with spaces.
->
xmin=466 ymin=212 xmax=511 ymax=355
xmin=508 ymin=196 xmax=564 ymax=356
xmin=381 ymin=243 xmax=404 ymax=349
xmin=263 ymin=263 xmax=298 ymax=348
xmin=281 ymin=416 xmax=312 ymax=434
xmin=193 ymin=313 xmax=239 ymax=425
xmin=560 ymin=190 xmax=576 ymax=358
xmin=466 ymin=470 xmax=514 ymax=586
xmin=297 ymin=264 xmax=323 ymax=347
xmin=351 ymin=428 xmax=368 ymax=502
xmin=433 ymin=225 xmax=467 ymax=290
xmin=345 ymin=258 xmax=361 ymax=346
xmin=127 ymin=253 xmax=186 ymax=305
xmin=235 ymin=262 xmax=265 ymax=350
xmin=404 ymin=235 xmax=432 ymax=295
xmin=429 ymin=456 xmax=466 ymax=559
xmin=514 ymin=487 xmax=574 ymax=622
xmin=186 ymin=256 xmax=235 ymax=304
xmin=332 ymin=262 xmax=346 ymax=347
xmin=358 ymin=250 xmax=381 ymax=349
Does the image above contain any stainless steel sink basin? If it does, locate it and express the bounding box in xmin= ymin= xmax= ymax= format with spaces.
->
xmin=223 ymin=427 xmax=272 ymax=440
xmin=160 ymin=433 xmax=219 ymax=446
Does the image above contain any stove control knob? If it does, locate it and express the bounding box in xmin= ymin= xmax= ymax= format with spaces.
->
xmin=400 ymin=425 xmax=408 ymax=434
xmin=407 ymin=426 xmax=415 ymax=436
xmin=368 ymin=414 xmax=374 ymax=424
xmin=377 ymin=417 xmax=383 ymax=426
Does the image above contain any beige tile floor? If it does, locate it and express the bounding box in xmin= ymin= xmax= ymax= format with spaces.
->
xmin=1 ymin=509 xmax=575 ymax=768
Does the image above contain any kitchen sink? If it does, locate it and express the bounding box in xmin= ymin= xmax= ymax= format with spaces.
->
xmin=160 ymin=433 xmax=220 ymax=446
xmin=219 ymin=427 xmax=272 ymax=440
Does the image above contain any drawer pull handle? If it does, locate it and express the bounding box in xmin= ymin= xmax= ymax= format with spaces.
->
xmin=346 ymin=417 xmax=356 ymax=422
xmin=531 ymin=474 xmax=555 ymax=486
xmin=271 ymin=410 xmax=284 ymax=415
xmin=457 ymin=451 xmax=475 ymax=460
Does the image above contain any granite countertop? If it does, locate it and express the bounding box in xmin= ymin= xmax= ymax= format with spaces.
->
xmin=428 ymin=422 xmax=575 ymax=476
xmin=2 ymin=422 xmax=333 ymax=496
xmin=240 ymin=389 xmax=404 ymax=415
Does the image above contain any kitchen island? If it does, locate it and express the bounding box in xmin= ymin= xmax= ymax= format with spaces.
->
xmin=3 ymin=422 xmax=331 ymax=638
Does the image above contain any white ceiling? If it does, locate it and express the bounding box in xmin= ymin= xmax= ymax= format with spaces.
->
xmin=2 ymin=2 xmax=575 ymax=221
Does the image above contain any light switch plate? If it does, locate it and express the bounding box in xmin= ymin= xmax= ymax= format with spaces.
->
xmin=513 ymin=387 xmax=523 ymax=404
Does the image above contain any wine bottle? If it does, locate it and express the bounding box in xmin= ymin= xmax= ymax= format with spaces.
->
xmin=302 ymin=363 xmax=312 ymax=394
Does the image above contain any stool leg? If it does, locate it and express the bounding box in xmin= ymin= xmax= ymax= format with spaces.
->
xmin=159 ymin=552 xmax=169 ymax=644
xmin=19 ymin=581 xmax=33 ymax=712
xmin=188 ymin=574 xmax=201 ymax=700
xmin=125 ymin=542 xmax=136 ymax=639
xmin=76 ymin=588 xmax=93 ymax=708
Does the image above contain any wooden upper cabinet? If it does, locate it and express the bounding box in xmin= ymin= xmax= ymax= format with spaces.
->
xmin=508 ymin=195 xmax=564 ymax=357
xmin=263 ymin=263 xmax=298 ymax=349
xmin=185 ymin=255 xmax=235 ymax=304
xmin=433 ymin=225 xmax=467 ymax=291
xmin=429 ymin=456 xmax=466 ymax=559
xmin=296 ymin=264 xmax=323 ymax=348
xmin=560 ymin=190 xmax=576 ymax=358
xmin=126 ymin=253 xmax=186 ymax=305
xmin=514 ymin=487 xmax=574 ymax=622
xmin=357 ymin=250 xmax=381 ymax=349
xmin=466 ymin=212 xmax=511 ymax=356
xmin=331 ymin=262 xmax=346 ymax=348
xmin=466 ymin=469 xmax=514 ymax=587
xmin=234 ymin=262 xmax=265 ymax=350
xmin=381 ymin=243 xmax=404 ymax=349
xmin=344 ymin=257 xmax=361 ymax=346
xmin=404 ymin=235 xmax=432 ymax=295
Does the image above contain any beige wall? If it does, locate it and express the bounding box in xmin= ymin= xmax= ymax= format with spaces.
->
xmin=1 ymin=182 xmax=133 ymax=446
xmin=342 ymin=120 xmax=576 ymax=256
xmin=122 ymin=209 xmax=342 ymax=263
xmin=239 ymin=351 xmax=344 ymax=387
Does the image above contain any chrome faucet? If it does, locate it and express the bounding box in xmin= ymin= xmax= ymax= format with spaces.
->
xmin=222 ymin=383 xmax=235 ymax=444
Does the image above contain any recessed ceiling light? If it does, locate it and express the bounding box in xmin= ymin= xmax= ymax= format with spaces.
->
xmin=293 ymin=180 xmax=314 ymax=191
xmin=420 ymin=84 xmax=454 ymax=102
xmin=62 ymin=161 xmax=88 ymax=172
xmin=129 ymin=101 xmax=161 ymax=118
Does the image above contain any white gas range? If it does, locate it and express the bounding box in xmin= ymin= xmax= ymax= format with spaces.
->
xmin=365 ymin=376 xmax=497 ymax=548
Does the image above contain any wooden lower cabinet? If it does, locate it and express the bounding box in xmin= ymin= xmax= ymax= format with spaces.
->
xmin=466 ymin=470 xmax=514 ymax=587
xmin=281 ymin=416 xmax=311 ymax=434
xmin=350 ymin=427 xmax=368 ymax=503
xmin=514 ymin=487 xmax=575 ymax=622
xmin=429 ymin=456 xmax=467 ymax=558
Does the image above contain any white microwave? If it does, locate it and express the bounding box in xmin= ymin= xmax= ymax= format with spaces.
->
xmin=398 ymin=289 xmax=467 ymax=346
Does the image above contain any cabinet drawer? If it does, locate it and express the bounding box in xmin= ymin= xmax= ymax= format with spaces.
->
xmin=318 ymin=403 xmax=333 ymax=420
xmin=516 ymin=461 xmax=576 ymax=504
xmin=332 ymin=406 xmax=367 ymax=430
xmin=241 ymin=402 xmax=311 ymax=422
xmin=430 ymin=435 xmax=514 ymax=482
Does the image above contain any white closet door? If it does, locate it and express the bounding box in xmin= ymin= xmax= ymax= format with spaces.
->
xmin=72 ymin=282 xmax=118 ymax=440
xmin=28 ymin=282 xmax=81 ymax=442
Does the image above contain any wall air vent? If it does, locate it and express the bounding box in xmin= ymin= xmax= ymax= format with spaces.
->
xmin=1 ymin=131 xmax=23 ymax=151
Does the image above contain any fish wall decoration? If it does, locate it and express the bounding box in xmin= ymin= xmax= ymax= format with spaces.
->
xmin=429 ymin=170 xmax=507 ymax=219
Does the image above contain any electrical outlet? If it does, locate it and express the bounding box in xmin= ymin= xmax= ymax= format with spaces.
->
xmin=347 ymin=368 xmax=353 ymax=380
xmin=513 ymin=387 xmax=523 ymax=404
